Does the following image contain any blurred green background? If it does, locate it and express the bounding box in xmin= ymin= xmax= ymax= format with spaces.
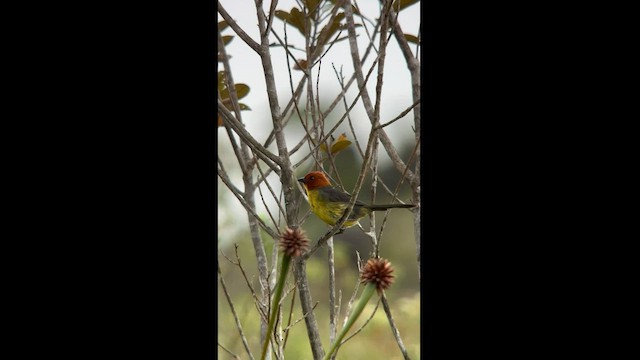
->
xmin=218 ymin=146 xmax=420 ymax=359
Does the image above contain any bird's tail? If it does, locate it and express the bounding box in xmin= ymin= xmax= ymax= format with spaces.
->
xmin=365 ymin=203 xmax=415 ymax=211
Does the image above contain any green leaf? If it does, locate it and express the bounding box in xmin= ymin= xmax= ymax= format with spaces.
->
xmin=305 ymin=0 xmax=321 ymax=14
xmin=289 ymin=7 xmax=307 ymax=35
xmin=392 ymin=0 xmax=420 ymax=12
xmin=234 ymin=84 xmax=250 ymax=99
xmin=219 ymin=83 xmax=250 ymax=101
xmin=219 ymin=88 xmax=230 ymax=100
xmin=404 ymin=34 xmax=420 ymax=44
xmin=320 ymin=133 xmax=351 ymax=154
xmin=222 ymin=35 xmax=234 ymax=45
xmin=220 ymin=99 xmax=251 ymax=112
xmin=274 ymin=8 xmax=306 ymax=35
xmin=217 ymin=71 xmax=227 ymax=91
xmin=318 ymin=12 xmax=345 ymax=45
xmin=330 ymin=139 xmax=351 ymax=154
xmin=274 ymin=10 xmax=291 ymax=23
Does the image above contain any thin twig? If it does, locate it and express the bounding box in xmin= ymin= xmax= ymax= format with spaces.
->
xmin=377 ymin=134 xmax=420 ymax=243
xmin=263 ymin=0 xmax=279 ymax=38
xmin=281 ymin=20 xmax=323 ymax=172
xmin=218 ymin=103 xmax=283 ymax=172
xmin=218 ymin=2 xmax=262 ymax=53
xmin=343 ymin=1 xmax=416 ymax=184
xmin=217 ymin=167 xmax=280 ymax=240
xmin=221 ymin=246 xmax=269 ymax=321
xmin=381 ymin=292 xmax=411 ymax=360
xmin=321 ymin=18 xmax=380 ymax=120
xmin=292 ymin=30 xmax=386 ymax=172
xmin=218 ymin=342 xmax=242 ymax=360
xmin=331 ymin=64 xmax=365 ymax=158
xmin=282 ymin=301 xmax=319 ymax=333
xmin=218 ymin=262 xmax=256 ymax=360
xmin=282 ymin=289 xmax=297 ymax=348
xmin=254 ymin=153 xmax=287 ymax=219
xmin=259 ymin=77 xmax=307 ymax=151
xmin=375 ymin=99 xmax=421 ymax=130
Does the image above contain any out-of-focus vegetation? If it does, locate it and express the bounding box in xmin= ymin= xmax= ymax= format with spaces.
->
xmin=218 ymin=240 xmax=420 ymax=359
xmin=218 ymin=149 xmax=420 ymax=359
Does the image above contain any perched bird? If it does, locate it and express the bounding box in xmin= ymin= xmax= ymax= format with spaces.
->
xmin=297 ymin=171 xmax=415 ymax=231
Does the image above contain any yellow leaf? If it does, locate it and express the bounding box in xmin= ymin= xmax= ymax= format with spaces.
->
xmin=330 ymin=133 xmax=351 ymax=154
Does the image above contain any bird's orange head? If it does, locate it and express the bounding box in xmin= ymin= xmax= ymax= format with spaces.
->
xmin=297 ymin=171 xmax=331 ymax=191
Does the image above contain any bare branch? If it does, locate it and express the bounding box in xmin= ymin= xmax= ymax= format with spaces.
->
xmin=254 ymin=0 xmax=298 ymax=229
xmin=218 ymin=103 xmax=283 ymax=173
xmin=375 ymin=99 xmax=421 ymax=130
xmin=264 ymin=0 xmax=279 ymax=38
xmin=218 ymin=2 xmax=262 ymax=53
xmin=218 ymin=166 xmax=280 ymax=240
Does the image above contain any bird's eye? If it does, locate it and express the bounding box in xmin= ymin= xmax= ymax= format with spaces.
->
xmin=310 ymin=176 xmax=315 ymax=180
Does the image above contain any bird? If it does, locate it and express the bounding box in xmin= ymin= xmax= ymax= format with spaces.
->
xmin=297 ymin=171 xmax=415 ymax=232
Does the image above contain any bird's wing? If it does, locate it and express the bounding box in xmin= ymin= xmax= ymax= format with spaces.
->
xmin=318 ymin=187 xmax=366 ymax=206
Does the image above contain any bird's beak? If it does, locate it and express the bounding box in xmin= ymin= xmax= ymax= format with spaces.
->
xmin=297 ymin=178 xmax=305 ymax=183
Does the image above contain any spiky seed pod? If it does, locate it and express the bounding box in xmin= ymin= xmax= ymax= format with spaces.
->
xmin=279 ymin=227 xmax=309 ymax=258
xmin=360 ymin=258 xmax=395 ymax=293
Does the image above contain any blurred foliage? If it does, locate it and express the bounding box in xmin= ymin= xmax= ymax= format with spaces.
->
xmin=218 ymin=239 xmax=420 ymax=359
xmin=218 ymin=156 xmax=419 ymax=358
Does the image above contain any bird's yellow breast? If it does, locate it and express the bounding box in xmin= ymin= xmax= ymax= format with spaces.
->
xmin=305 ymin=188 xmax=364 ymax=228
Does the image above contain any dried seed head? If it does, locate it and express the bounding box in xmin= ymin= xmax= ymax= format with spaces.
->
xmin=360 ymin=258 xmax=395 ymax=293
xmin=279 ymin=227 xmax=309 ymax=257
